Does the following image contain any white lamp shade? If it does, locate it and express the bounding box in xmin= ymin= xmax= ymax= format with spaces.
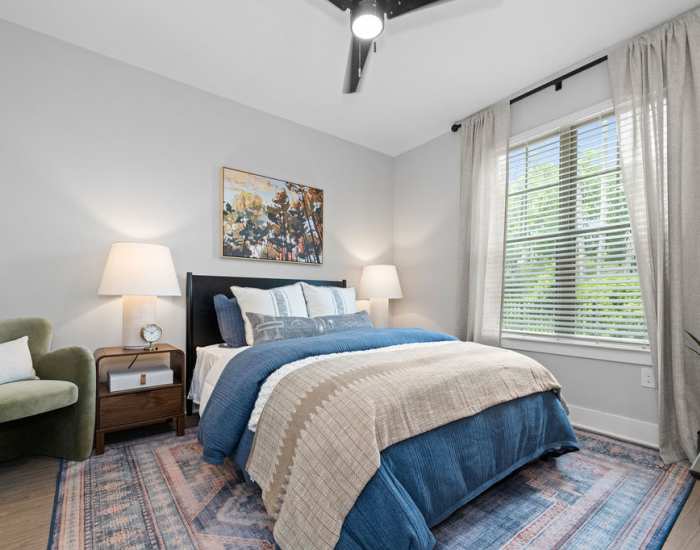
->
xmin=98 ymin=243 xmax=181 ymax=296
xmin=359 ymin=265 xmax=403 ymax=300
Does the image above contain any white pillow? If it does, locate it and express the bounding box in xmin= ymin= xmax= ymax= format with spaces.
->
xmin=0 ymin=336 xmax=37 ymax=385
xmin=231 ymin=283 xmax=309 ymax=345
xmin=301 ymin=282 xmax=358 ymax=318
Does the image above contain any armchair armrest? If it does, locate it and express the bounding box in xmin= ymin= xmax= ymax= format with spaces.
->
xmin=36 ymin=346 xmax=95 ymax=393
xmin=34 ymin=346 xmax=96 ymax=460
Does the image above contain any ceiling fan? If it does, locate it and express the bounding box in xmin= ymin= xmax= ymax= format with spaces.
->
xmin=327 ymin=0 xmax=451 ymax=93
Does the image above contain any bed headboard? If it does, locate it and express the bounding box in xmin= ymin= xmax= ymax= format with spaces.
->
xmin=185 ymin=272 xmax=347 ymax=414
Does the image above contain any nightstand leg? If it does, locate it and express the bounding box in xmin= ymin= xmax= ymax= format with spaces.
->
xmin=95 ymin=431 xmax=105 ymax=455
xmin=175 ymin=415 xmax=185 ymax=436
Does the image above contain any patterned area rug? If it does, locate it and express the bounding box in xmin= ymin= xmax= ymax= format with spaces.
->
xmin=49 ymin=429 xmax=693 ymax=550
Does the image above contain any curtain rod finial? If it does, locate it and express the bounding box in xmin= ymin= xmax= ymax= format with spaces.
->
xmin=451 ymin=123 xmax=462 ymax=133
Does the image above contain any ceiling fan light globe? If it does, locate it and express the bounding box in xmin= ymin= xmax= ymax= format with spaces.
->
xmin=352 ymin=13 xmax=384 ymax=40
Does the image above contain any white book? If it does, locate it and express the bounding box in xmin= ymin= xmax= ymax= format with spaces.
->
xmin=108 ymin=365 xmax=173 ymax=392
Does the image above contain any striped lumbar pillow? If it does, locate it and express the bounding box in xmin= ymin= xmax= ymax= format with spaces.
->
xmin=247 ymin=311 xmax=373 ymax=345
xmin=300 ymin=282 xmax=357 ymax=318
xmin=231 ymin=283 xmax=309 ymax=345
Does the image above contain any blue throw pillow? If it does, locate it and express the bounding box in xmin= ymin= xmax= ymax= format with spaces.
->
xmin=213 ymin=294 xmax=246 ymax=348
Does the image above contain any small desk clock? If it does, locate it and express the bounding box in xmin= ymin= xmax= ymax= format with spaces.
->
xmin=141 ymin=323 xmax=163 ymax=350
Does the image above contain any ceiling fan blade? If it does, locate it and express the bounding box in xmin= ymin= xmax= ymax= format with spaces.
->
xmin=343 ymin=35 xmax=373 ymax=94
xmin=386 ymin=0 xmax=451 ymax=19
xmin=326 ymin=0 xmax=353 ymax=11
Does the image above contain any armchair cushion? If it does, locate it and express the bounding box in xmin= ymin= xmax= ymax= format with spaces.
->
xmin=0 ymin=380 xmax=78 ymax=423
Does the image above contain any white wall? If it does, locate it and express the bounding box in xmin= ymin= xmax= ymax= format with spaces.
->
xmin=0 ymin=21 xmax=394 ymax=352
xmin=392 ymin=59 xmax=659 ymax=446
xmin=510 ymin=60 xmax=612 ymax=136
xmin=392 ymin=131 xmax=464 ymax=337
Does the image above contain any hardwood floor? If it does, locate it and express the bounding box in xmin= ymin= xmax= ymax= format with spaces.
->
xmin=0 ymin=427 xmax=698 ymax=550
xmin=0 ymin=456 xmax=58 ymax=550
xmin=0 ymin=418 xmax=195 ymax=550
xmin=664 ymin=481 xmax=700 ymax=550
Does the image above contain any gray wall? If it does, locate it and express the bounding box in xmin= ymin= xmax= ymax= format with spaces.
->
xmin=0 ymin=21 xmax=394 ymax=352
xmin=392 ymin=60 xmax=658 ymax=436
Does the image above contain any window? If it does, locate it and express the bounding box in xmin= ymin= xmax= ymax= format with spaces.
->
xmin=502 ymin=111 xmax=648 ymax=346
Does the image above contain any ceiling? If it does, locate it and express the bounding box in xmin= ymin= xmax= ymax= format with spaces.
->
xmin=0 ymin=0 xmax=696 ymax=156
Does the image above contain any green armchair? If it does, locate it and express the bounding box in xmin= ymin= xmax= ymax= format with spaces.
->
xmin=0 ymin=318 xmax=95 ymax=461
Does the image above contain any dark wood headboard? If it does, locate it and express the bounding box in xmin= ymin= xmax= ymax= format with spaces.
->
xmin=185 ymin=272 xmax=346 ymax=414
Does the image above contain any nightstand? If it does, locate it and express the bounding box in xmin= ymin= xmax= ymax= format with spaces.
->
xmin=93 ymin=344 xmax=185 ymax=455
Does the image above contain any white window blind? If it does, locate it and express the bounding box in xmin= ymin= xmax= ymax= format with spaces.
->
xmin=502 ymin=111 xmax=648 ymax=345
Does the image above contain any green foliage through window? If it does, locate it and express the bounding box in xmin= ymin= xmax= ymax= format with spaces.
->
xmin=502 ymin=113 xmax=648 ymax=345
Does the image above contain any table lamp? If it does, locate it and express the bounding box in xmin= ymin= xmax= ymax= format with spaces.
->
xmin=98 ymin=243 xmax=181 ymax=349
xmin=359 ymin=264 xmax=403 ymax=328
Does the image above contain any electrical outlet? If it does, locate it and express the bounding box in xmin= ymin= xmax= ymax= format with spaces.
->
xmin=641 ymin=367 xmax=657 ymax=388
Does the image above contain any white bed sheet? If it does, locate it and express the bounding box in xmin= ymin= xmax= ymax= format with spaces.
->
xmin=189 ymin=343 xmax=248 ymax=413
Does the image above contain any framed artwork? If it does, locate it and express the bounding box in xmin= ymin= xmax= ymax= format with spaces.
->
xmin=221 ymin=167 xmax=324 ymax=264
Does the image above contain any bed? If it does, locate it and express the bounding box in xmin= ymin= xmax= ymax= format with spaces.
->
xmin=186 ymin=273 xmax=579 ymax=550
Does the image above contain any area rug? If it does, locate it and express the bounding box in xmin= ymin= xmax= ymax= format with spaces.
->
xmin=48 ymin=429 xmax=693 ymax=550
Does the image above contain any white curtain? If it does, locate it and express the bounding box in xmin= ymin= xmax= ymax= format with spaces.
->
xmin=608 ymin=8 xmax=700 ymax=463
xmin=460 ymin=101 xmax=510 ymax=346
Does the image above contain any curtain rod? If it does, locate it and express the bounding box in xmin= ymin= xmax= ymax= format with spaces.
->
xmin=450 ymin=55 xmax=609 ymax=133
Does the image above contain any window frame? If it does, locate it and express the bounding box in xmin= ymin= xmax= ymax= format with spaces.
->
xmin=500 ymin=100 xmax=651 ymax=359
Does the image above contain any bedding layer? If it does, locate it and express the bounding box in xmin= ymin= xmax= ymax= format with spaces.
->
xmin=188 ymin=344 xmax=248 ymax=408
xmin=199 ymin=328 xmax=456 ymax=464
xmin=248 ymin=341 xmax=563 ymax=550
xmin=233 ymin=392 xmax=577 ymax=550
xmin=199 ymin=329 xmax=578 ymax=550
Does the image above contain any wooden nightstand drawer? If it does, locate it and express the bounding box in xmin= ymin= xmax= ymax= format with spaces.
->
xmin=100 ymin=385 xmax=183 ymax=429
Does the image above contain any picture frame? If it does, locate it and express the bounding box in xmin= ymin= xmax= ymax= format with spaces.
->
xmin=220 ymin=167 xmax=324 ymax=264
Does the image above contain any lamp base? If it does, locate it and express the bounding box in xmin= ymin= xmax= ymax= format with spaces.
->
xmin=369 ymin=298 xmax=390 ymax=328
xmin=122 ymin=296 xmax=156 ymax=349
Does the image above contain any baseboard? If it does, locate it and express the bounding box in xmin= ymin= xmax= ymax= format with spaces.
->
xmin=568 ymin=404 xmax=659 ymax=449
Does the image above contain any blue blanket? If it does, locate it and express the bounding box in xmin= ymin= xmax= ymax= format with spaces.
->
xmin=199 ymin=328 xmax=579 ymax=549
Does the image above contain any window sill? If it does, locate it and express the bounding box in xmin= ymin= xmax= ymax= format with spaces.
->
xmin=500 ymin=332 xmax=652 ymax=366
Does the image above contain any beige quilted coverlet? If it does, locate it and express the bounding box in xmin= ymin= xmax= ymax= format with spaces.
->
xmin=246 ymin=340 xmax=561 ymax=550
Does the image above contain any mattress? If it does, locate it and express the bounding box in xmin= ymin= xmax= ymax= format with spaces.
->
xmin=188 ymin=343 xmax=248 ymax=413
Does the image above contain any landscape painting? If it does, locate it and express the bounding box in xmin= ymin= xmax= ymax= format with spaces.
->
xmin=221 ymin=167 xmax=323 ymax=264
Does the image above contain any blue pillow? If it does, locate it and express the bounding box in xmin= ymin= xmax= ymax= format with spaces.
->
xmin=213 ymin=294 xmax=246 ymax=348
